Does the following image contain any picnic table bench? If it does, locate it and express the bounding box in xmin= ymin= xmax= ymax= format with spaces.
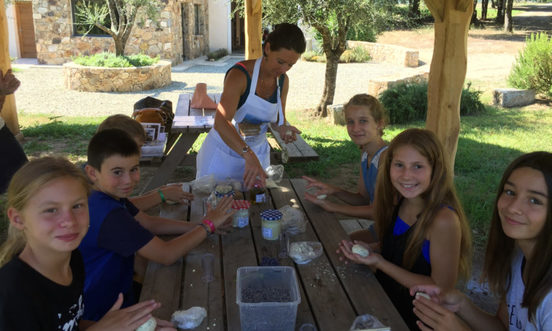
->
xmin=141 ymin=93 xmax=318 ymax=193
xmin=139 ymin=179 xmax=408 ymax=331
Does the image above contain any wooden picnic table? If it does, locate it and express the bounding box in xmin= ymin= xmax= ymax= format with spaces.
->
xmin=141 ymin=93 xmax=319 ymax=194
xmin=139 ymin=178 xmax=408 ymax=331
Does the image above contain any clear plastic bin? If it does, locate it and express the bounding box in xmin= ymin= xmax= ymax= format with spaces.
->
xmin=236 ymin=266 xmax=301 ymax=331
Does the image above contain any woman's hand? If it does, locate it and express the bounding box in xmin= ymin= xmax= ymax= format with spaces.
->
xmin=277 ymin=124 xmax=301 ymax=144
xmin=302 ymin=176 xmax=339 ymax=195
xmin=337 ymin=240 xmax=382 ymax=267
xmin=88 ymin=294 xmax=162 ymax=331
xmin=410 ymin=289 xmax=470 ymax=331
xmin=0 ymin=69 xmax=20 ymax=96
xmin=204 ymin=195 xmax=235 ymax=230
xmin=160 ymin=184 xmax=194 ymax=204
xmin=243 ymin=151 xmax=267 ymax=189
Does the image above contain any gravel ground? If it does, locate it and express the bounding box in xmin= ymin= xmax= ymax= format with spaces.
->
xmin=12 ymin=56 xmax=428 ymax=117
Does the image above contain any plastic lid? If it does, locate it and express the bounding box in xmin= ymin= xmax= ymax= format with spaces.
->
xmin=232 ymin=200 xmax=250 ymax=210
xmin=260 ymin=209 xmax=282 ymax=220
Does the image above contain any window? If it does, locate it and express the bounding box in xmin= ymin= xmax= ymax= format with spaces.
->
xmin=71 ymin=0 xmax=111 ymax=36
xmin=194 ymin=4 xmax=201 ymax=35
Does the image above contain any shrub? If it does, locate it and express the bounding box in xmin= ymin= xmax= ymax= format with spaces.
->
xmin=340 ymin=46 xmax=371 ymax=63
xmin=73 ymin=52 xmax=159 ymax=67
xmin=302 ymin=47 xmax=370 ymax=63
xmin=207 ymin=48 xmax=228 ymax=61
xmin=379 ymin=81 xmax=486 ymax=124
xmin=508 ymin=32 xmax=552 ymax=98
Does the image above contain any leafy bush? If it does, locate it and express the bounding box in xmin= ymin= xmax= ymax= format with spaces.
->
xmin=379 ymin=81 xmax=486 ymax=124
xmin=340 ymin=46 xmax=372 ymax=63
xmin=508 ymin=32 xmax=552 ymax=98
xmin=73 ymin=52 xmax=160 ymax=67
xmin=302 ymin=51 xmax=326 ymax=63
xmin=302 ymin=47 xmax=370 ymax=63
xmin=207 ymin=48 xmax=228 ymax=61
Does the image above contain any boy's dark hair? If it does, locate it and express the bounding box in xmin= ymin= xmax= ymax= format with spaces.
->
xmin=87 ymin=129 xmax=140 ymax=170
xmin=97 ymin=114 xmax=146 ymax=143
xmin=265 ymin=23 xmax=306 ymax=55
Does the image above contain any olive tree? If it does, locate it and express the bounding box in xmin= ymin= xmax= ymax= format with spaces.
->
xmin=235 ymin=0 xmax=376 ymax=117
xmin=74 ymin=0 xmax=160 ymax=56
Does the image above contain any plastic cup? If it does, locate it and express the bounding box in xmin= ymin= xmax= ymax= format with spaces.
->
xmin=201 ymin=253 xmax=215 ymax=283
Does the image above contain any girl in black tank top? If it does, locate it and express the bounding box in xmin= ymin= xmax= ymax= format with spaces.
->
xmin=338 ymin=129 xmax=472 ymax=330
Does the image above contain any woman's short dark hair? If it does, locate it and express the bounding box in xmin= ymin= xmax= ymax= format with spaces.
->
xmin=265 ymin=23 xmax=306 ymax=54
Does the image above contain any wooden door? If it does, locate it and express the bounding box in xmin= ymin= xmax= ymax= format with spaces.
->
xmin=14 ymin=2 xmax=36 ymax=58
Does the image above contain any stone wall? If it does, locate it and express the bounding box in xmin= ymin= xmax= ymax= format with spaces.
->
xmin=64 ymin=60 xmax=172 ymax=92
xmin=32 ymin=0 xmax=208 ymax=64
xmin=347 ymin=40 xmax=419 ymax=67
xmin=181 ymin=1 xmax=209 ymax=60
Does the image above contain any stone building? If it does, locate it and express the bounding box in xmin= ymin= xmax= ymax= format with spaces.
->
xmin=6 ymin=0 xmax=244 ymax=65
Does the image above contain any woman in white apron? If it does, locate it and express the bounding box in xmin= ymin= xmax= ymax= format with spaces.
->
xmin=196 ymin=24 xmax=306 ymax=188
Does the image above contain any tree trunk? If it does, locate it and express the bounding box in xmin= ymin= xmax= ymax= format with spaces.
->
xmin=409 ymin=0 xmax=421 ymax=17
xmin=424 ymin=0 xmax=473 ymax=171
xmin=482 ymin=0 xmax=489 ymax=20
xmin=470 ymin=1 xmax=483 ymax=27
xmin=316 ymin=52 xmax=340 ymax=117
xmin=114 ymin=36 xmax=125 ymax=56
xmin=496 ymin=0 xmax=505 ymax=24
xmin=504 ymin=0 xmax=513 ymax=32
xmin=0 ymin=0 xmax=20 ymax=136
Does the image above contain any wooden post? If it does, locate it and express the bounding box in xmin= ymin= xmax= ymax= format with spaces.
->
xmin=424 ymin=0 xmax=473 ymax=170
xmin=0 ymin=0 xmax=21 ymax=137
xmin=244 ymin=0 xmax=262 ymax=60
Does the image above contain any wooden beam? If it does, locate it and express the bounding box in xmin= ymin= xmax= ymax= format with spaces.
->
xmin=424 ymin=0 xmax=473 ymax=171
xmin=0 ymin=0 xmax=21 ymax=137
xmin=244 ymin=0 xmax=262 ymax=60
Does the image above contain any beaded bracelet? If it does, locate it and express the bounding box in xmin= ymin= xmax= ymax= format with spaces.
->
xmin=157 ymin=189 xmax=166 ymax=203
xmin=199 ymin=222 xmax=211 ymax=235
xmin=202 ymin=219 xmax=215 ymax=234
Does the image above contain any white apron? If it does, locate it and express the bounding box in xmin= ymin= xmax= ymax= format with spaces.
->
xmin=196 ymin=58 xmax=284 ymax=182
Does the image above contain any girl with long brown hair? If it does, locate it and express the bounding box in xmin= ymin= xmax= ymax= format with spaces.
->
xmin=0 ymin=157 xmax=175 ymax=330
xmin=339 ymin=128 xmax=472 ymax=330
xmin=411 ymin=151 xmax=552 ymax=331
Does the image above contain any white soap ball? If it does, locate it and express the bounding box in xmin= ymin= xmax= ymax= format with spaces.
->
xmin=171 ymin=306 xmax=207 ymax=329
xmin=136 ymin=317 xmax=156 ymax=331
xmin=316 ymin=194 xmax=327 ymax=200
xmin=415 ymin=291 xmax=431 ymax=300
xmin=351 ymin=244 xmax=370 ymax=257
xmin=285 ymin=130 xmax=292 ymax=136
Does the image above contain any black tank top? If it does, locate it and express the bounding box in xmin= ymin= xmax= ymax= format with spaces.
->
xmin=375 ymin=204 xmax=431 ymax=330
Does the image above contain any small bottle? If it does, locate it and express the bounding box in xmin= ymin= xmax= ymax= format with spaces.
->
xmin=232 ymin=200 xmax=250 ymax=228
xmin=261 ymin=209 xmax=282 ymax=241
xmin=248 ymin=183 xmax=266 ymax=204
xmin=214 ymin=184 xmax=234 ymax=206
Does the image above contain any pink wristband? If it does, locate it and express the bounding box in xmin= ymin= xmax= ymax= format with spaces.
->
xmin=202 ymin=219 xmax=215 ymax=234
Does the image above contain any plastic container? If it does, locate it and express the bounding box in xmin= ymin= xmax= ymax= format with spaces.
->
xmin=236 ymin=266 xmax=301 ymax=331
xmin=232 ymin=200 xmax=251 ymax=228
xmin=261 ymin=209 xmax=282 ymax=240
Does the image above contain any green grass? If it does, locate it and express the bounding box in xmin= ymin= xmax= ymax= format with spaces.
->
xmin=475 ymin=3 xmax=523 ymax=21
xmin=2 ymin=106 xmax=552 ymax=247
xmin=285 ymin=106 xmax=552 ymax=246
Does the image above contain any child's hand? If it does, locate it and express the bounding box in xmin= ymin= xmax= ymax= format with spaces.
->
xmin=409 ymin=287 xmax=469 ymax=331
xmin=204 ymin=196 xmax=236 ymax=230
xmin=304 ymin=192 xmax=335 ymax=212
xmin=302 ymin=176 xmax=338 ymax=195
xmin=337 ymin=240 xmax=380 ymax=266
xmin=89 ymin=293 xmax=161 ymax=331
xmin=409 ymin=285 xmax=464 ymax=313
xmin=155 ymin=318 xmax=177 ymax=330
xmin=161 ymin=184 xmax=194 ymax=204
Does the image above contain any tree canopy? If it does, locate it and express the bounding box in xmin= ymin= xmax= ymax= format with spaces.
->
xmin=75 ymin=0 xmax=160 ymax=56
